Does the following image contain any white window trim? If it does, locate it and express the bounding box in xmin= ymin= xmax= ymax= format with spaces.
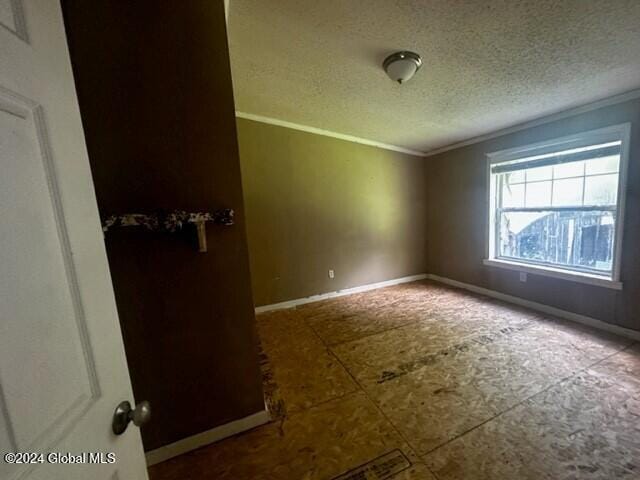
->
xmin=482 ymin=259 xmax=622 ymax=290
xmin=484 ymin=123 xmax=631 ymax=288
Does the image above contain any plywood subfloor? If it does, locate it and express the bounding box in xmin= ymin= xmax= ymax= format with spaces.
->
xmin=149 ymin=280 xmax=639 ymax=480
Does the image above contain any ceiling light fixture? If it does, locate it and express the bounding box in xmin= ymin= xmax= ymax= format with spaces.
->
xmin=383 ymin=51 xmax=422 ymax=84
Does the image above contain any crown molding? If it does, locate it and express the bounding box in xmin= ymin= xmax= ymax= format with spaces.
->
xmin=236 ymin=88 xmax=640 ymax=159
xmin=423 ymin=88 xmax=640 ymax=157
xmin=235 ymin=112 xmax=426 ymax=156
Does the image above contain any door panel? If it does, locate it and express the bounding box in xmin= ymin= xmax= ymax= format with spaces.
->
xmin=0 ymin=92 xmax=98 ymax=454
xmin=0 ymin=0 xmax=28 ymax=41
xmin=0 ymin=1 xmax=147 ymax=479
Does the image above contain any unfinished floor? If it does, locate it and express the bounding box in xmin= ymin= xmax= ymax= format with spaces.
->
xmin=149 ymin=280 xmax=640 ymax=480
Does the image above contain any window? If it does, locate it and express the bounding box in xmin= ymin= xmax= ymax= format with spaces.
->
xmin=485 ymin=124 xmax=630 ymax=288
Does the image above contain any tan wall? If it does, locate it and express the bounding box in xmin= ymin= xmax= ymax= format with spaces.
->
xmin=426 ymin=98 xmax=640 ymax=330
xmin=237 ymin=119 xmax=428 ymax=307
xmin=63 ymin=1 xmax=264 ymax=450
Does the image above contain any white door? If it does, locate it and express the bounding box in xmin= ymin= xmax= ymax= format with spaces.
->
xmin=0 ymin=1 xmax=148 ymax=479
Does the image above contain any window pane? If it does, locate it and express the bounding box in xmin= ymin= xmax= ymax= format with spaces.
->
xmin=490 ymin=137 xmax=624 ymax=278
xmin=552 ymin=177 xmax=583 ymax=206
xmin=584 ymin=174 xmax=618 ymax=205
xmin=505 ymin=171 xmax=525 ymax=184
xmin=498 ymin=210 xmax=615 ymax=273
xmin=526 ymin=166 xmax=552 ymax=182
xmin=553 ymin=161 xmax=584 ymax=179
xmin=502 ymin=182 xmax=525 ymax=208
xmin=585 ymin=155 xmax=619 ymax=175
xmin=525 ymin=181 xmax=551 ymax=207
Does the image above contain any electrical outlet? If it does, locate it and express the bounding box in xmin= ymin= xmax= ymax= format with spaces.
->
xmin=328 ymin=269 xmax=335 ymax=279
xmin=519 ymin=272 xmax=527 ymax=282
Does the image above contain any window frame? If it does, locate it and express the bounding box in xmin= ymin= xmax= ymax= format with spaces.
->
xmin=484 ymin=123 xmax=631 ymax=290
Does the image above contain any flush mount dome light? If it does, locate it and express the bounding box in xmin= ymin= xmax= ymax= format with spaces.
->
xmin=383 ymin=51 xmax=422 ymax=84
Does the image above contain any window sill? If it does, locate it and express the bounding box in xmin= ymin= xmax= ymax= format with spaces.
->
xmin=482 ymin=258 xmax=622 ymax=290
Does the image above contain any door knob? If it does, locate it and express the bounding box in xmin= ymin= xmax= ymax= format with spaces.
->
xmin=112 ymin=400 xmax=151 ymax=435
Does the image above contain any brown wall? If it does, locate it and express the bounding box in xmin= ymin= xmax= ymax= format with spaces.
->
xmin=237 ymin=119 xmax=428 ymax=306
xmin=63 ymin=1 xmax=264 ymax=450
xmin=426 ymin=98 xmax=640 ymax=330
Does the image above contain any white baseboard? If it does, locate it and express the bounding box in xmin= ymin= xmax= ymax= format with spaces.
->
xmin=147 ymin=273 xmax=636 ymax=466
xmin=145 ymin=409 xmax=271 ymax=466
xmin=427 ymin=274 xmax=640 ymax=341
xmin=254 ymin=273 xmax=428 ymax=314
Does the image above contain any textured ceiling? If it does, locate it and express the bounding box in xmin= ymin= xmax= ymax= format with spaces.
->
xmin=228 ymin=0 xmax=640 ymax=153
